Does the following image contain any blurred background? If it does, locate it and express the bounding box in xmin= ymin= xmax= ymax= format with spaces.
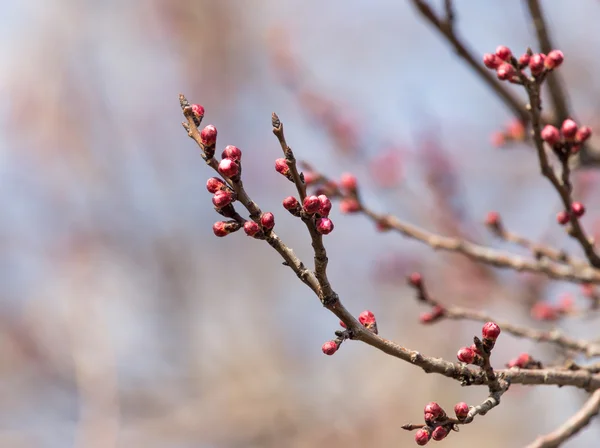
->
xmin=2 ymin=0 xmax=600 ymax=446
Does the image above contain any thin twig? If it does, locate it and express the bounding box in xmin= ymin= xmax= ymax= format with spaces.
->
xmin=523 ymin=79 xmax=600 ymax=267
xmin=526 ymin=389 xmax=600 ymax=447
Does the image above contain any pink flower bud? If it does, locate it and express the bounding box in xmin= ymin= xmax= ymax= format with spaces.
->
xmin=212 ymin=189 xmax=234 ymax=208
xmin=191 ymin=104 xmax=205 ymax=118
xmin=482 ymin=321 xmax=501 ymax=341
xmin=408 ymin=272 xmax=423 ymax=288
xmin=339 ymin=320 xmax=347 ymax=328
xmin=303 ymin=171 xmax=317 ymax=185
xmin=200 ymin=125 xmax=218 ymax=146
xmin=303 ymin=195 xmax=320 ymax=214
xmin=576 ymin=126 xmax=592 ymax=143
xmin=424 ymin=412 xmax=436 ymax=425
xmin=358 ymin=310 xmax=376 ymax=326
xmin=457 ymin=347 xmax=475 ymax=364
xmin=561 ymin=119 xmax=578 ymax=139
xmin=218 ymin=158 xmax=239 ymax=178
xmin=531 ymin=302 xmax=559 ymax=321
xmin=556 ymin=210 xmax=570 ymax=225
xmin=424 ymin=402 xmax=443 ymax=419
xmin=283 ymin=196 xmax=300 ymax=210
xmin=275 ymin=158 xmax=289 ymax=176
xmin=340 ymin=198 xmax=360 ymax=214
xmin=316 ymin=217 xmax=334 ymax=235
xmin=431 ymin=426 xmax=448 ymax=441
xmin=244 ymin=220 xmax=260 ymax=237
xmin=483 ymin=53 xmax=501 ymax=69
xmin=321 ymin=340 xmax=338 ymax=355
xmin=545 ymin=50 xmax=564 ymax=69
xmin=541 ymin=125 xmax=561 ymax=145
xmin=340 ymin=172 xmax=358 ymax=191
xmin=260 ymin=212 xmax=275 ymax=230
xmin=485 ymin=211 xmax=501 ymax=228
xmin=318 ymin=195 xmax=332 ymax=217
xmin=495 ymin=45 xmax=512 ymax=61
xmin=454 ymin=402 xmax=469 ymax=420
xmin=518 ymin=53 xmax=531 ymax=66
xmin=529 ymin=54 xmax=545 ymax=75
xmin=496 ymin=63 xmax=515 ymax=80
xmin=206 ymin=177 xmax=225 ymax=193
xmin=213 ymin=221 xmax=240 ymax=237
xmin=415 ymin=428 xmax=431 ymax=446
xmin=221 ymin=145 xmax=242 ymax=161
xmin=571 ymin=201 xmax=585 ymax=217
xmin=507 ymin=353 xmax=531 ymax=368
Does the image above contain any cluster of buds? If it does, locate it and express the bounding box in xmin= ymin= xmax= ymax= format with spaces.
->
xmin=300 ymin=194 xmax=335 ymax=235
xmin=338 ymin=173 xmax=361 ymax=215
xmin=542 ymin=118 xmax=592 ymax=158
xmin=324 ymin=310 xmax=378 ymax=356
xmin=414 ymin=402 xmax=451 ymax=445
xmin=530 ymin=294 xmax=573 ymax=321
xmin=457 ymin=322 xmax=501 ymax=364
xmin=507 ymin=353 xmax=542 ymax=369
xmin=556 ymin=201 xmax=586 ymax=226
xmin=483 ymin=46 xmax=564 ymax=82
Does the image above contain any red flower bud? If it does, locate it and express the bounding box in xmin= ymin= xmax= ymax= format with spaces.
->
xmin=483 ymin=53 xmax=501 ymax=69
xmin=531 ymin=302 xmax=559 ymax=321
xmin=454 ymin=402 xmax=469 ymax=420
xmin=340 ymin=198 xmax=360 ymax=214
xmin=561 ymin=119 xmax=578 ymax=139
xmin=556 ymin=210 xmax=570 ymax=225
xmin=206 ymin=177 xmax=225 ymax=193
xmin=212 ymin=189 xmax=234 ymax=208
xmin=457 ymin=347 xmax=475 ymax=364
xmin=518 ymin=53 xmax=531 ymax=66
xmin=529 ymin=54 xmax=545 ymax=75
xmin=318 ymin=195 xmax=332 ymax=216
xmin=218 ymin=158 xmax=239 ymax=178
xmin=260 ymin=212 xmax=275 ymax=230
xmin=316 ymin=217 xmax=334 ymax=235
xmin=576 ymin=126 xmax=592 ymax=143
xmin=191 ymin=104 xmax=205 ymax=118
xmin=408 ymin=272 xmax=423 ymax=288
xmin=545 ymin=50 xmax=564 ymax=69
xmin=200 ymin=125 xmax=218 ymax=146
xmin=340 ymin=172 xmax=358 ymax=191
xmin=424 ymin=402 xmax=443 ymax=419
xmin=571 ymin=201 xmax=585 ymax=217
xmin=358 ymin=310 xmax=376 ymax=326
xmin=541 ymin=125 xmax=561 ymax=145
xmin=212 ymin=221 xmax=239 ymax=237
xmin=321 ymin=340 xmax=338 ymax=355
xmin=496 ymin=63 xmax=515 ymax=80
xmin=495 ymin=45 xmax=512 ymax=61
xmin=485 ymin=211 xmax=501 ymax=228
xmin=482 ymin=321 xmax=501 ymax=341
xmin=507 ymin=353 xmax=531 ymax=368
xmin=431 ymin=426 xmax=448 ymax=441
xmin=275 ymin=158 xmax=289 ymax=176
xmin=303 ymin=195 xmax=320 ymax=214
xmin=243 ymin=220 xmax=260 ymax=237
xmin=283 ymin=196 xmax=300 ymax=210
xmin=415 ymin=428 xmax=431 ymax=446
xmin=221 ymin=145 xmax=242 ymax=161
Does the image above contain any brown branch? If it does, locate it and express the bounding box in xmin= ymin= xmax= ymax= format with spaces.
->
xmin=525 ymin=0 xmax=570 ymax=124
xmin=445 ymin=307 xmax=600 ymax=358
xmin=298 ymin=163 xmax=600 ymax=283
xmin=488 ymin=217 xmax=585 ymax=268
xmin=523 ymin=79 xmax=600 ymax=267
xmin=272 ymin=113 xmax=337 ymax=305
xmin=409 ymin=0 xmax=529 ymax=124
xmin=526 ymin=389 xmax=600 ymax=448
